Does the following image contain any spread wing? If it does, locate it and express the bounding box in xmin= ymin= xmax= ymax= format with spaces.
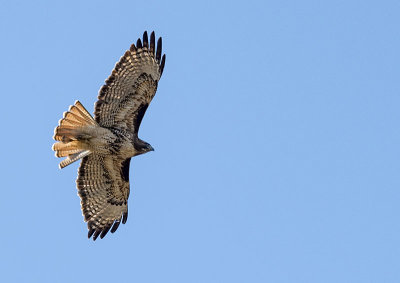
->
xmin=94 ymin=31 xmax=166 ymax=134
xmin=77 ymin=154 xmax=132 ymax=240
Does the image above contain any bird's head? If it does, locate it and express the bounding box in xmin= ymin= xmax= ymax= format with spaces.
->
xmin=134 ymin=138 xmax=154 ymax=155
xmin=143 ymin=143 xmax=154 ymax=153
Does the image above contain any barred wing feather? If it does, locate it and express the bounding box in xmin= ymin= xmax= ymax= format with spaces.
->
xmin=94 ymin=31 xmax=166 ymax=134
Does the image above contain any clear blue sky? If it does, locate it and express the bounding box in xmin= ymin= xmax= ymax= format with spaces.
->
xmin=1 ymin=0 xmax=400 ymax=282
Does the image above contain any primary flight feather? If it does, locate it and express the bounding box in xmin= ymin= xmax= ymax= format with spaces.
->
xmin=52 ymin=31 xmax=166 ymax=240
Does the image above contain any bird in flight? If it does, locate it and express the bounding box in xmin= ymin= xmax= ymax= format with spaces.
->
xmin=52 ymin=31 xmax=166 ymax=240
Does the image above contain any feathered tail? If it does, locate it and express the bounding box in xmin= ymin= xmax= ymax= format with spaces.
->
xmin=52 ymin=101 xmax=97 ymax=168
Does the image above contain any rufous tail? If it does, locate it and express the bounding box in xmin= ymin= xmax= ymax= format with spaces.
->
xmin=52 ymin=101 xmax=97 ymax=168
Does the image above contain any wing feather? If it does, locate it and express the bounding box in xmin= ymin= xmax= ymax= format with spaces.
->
xmin=150 ymin=31 xmax=155 ymax=55
xmin=136 ymin=38 xmax=143 ymax=48
xmin=156 ymin=37 xmax=162 ymax=62
xmin=94 ymin=31 xmax=165 ymax=133
xmin=142 ymin=31 xmax=149 ymax=48
xmin=77 ymin=154 xmax=131 ymax=240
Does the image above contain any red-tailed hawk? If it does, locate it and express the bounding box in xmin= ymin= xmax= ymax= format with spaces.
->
xmin=52 ymin=31 xmax=166 ymax=240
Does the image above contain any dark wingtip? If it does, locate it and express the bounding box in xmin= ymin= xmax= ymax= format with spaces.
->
xmin=88 ymin=228 xmax=95 ymax=239
xmin=110 ymin=220 xmax=121 ymax=233
xmin=156 ymin=37 xmax=162 ymax=62
xmin=130 ymin=43 xmax=137 ymax=52
xmin=100 ymin=225 xmax=112 ymax=239
xmin=122 ymin=211 xmax=128 ymax=224
xmin=160 ymin=54 xmax=166 ymax=76
xmin=143 ymin=31 xmax=149 ymax=48
xmin=93 ymin=229 xmax=101 ymax=241
xmin=137 ymin=38 xmax=143 ymax=48
xmin=150 ymin=31 xmax=155 ymax=54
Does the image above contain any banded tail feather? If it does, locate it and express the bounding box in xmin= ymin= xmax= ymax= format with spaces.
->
xmin=52 ymin=101 xmax=97 ymax=168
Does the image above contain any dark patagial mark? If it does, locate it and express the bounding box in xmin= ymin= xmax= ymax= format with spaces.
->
xmin=133 ymin=103 xmax=149 ymax=134
xmin=121 ymin=158 xmax=131 ymax=182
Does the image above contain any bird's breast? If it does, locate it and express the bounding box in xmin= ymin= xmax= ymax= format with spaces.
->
xmin=106 ymin=127 xmax=137 ymax=158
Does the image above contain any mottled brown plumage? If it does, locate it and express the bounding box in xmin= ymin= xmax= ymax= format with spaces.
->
xmin=52 ymin=31 xmax=166 ymax=240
